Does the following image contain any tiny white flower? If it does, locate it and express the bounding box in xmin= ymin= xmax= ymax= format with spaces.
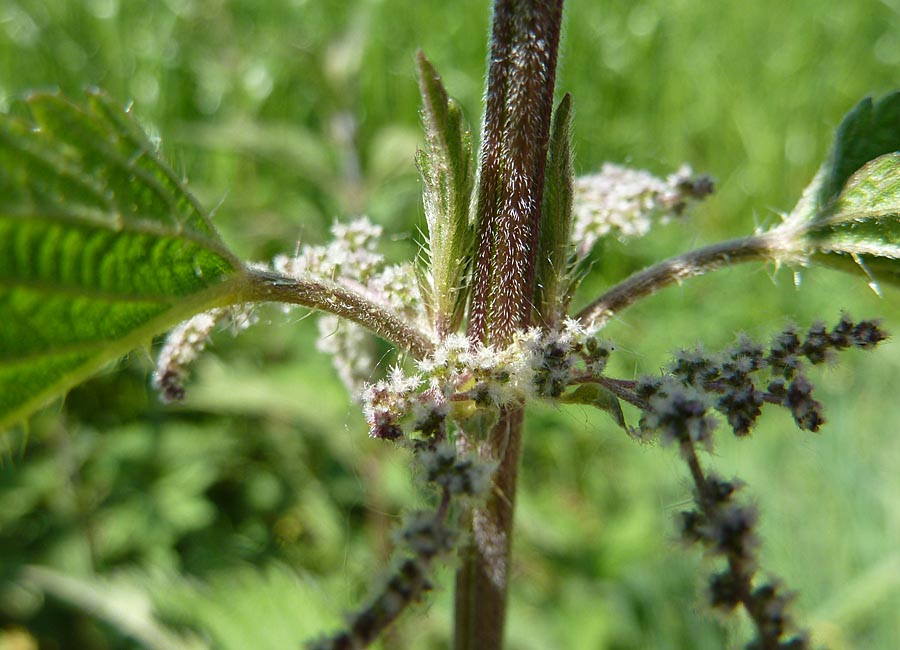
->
xmin=572 ymin=162 xmax=708 ymax=258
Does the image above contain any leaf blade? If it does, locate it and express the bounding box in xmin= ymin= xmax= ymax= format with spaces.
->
xmin=789 ymin=92 xmax=900 ymax=225
xmin=559 ymin=382 xmax=627 ymax=430
xmin=802 ymin=153 xmax=900 ymax=289
xmin=0 ymin=91 xmax=244 ymax=428
xmin=415 ymin=52 xmax=475 ymax=337
xmin=783 ymin=92 xmax=900 ymax=289
xmin=819 ymin=92 xmax=900 ymax=210
xmin=535 ymin=93 xmax=574 ymax=326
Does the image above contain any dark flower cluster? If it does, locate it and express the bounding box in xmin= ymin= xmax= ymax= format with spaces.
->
xmin=632 ymin=315 xmax=888 ymax=649
xmin=635 ymin=378 xmax=718 ymax=449
xmin=420 ymin=443 xmax=493 ymax=497
xmin=679 ymin=473 xmax=810 ymax=650
xmin=528 ymin=325 xmax=613 ymax=399
xmin=531 ymin=336 xmax=572 ymax=398
xmin=310 ymin=556 xmax=434 ymax=650
xmin=640 ymin=314 xmax=888 ymax=439
xmin=310 ymin=443 xmax=490 ymax=650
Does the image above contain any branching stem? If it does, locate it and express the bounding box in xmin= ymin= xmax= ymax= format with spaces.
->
xmin=576 ymin=231 xmax=800 ymax=328
xmin=241 ymin=269 xmax=434 ymax=359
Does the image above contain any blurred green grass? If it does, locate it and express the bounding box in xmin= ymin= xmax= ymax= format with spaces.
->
xmin=1 ymin=0 xmax=899 ymax=648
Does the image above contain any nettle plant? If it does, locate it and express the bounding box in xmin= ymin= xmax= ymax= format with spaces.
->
xmin=2 ymin=1 xmax=900 ymax=648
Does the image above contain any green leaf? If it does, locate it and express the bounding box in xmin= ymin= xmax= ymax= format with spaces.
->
xmin=783 ymin=92 xmax=900 ymax=289
xmin=535 ymin=93 xmax=574 ymax=326
xmin=819 ymin=92 xmax=900 ymax=210
xmin=804 ymin=153 xmax=900 ymax=287
xmin=791 ymin=92 xmax=900 ymax=224
xmin=559 ymin=383 xmax=626 ymax=430
xmin=0 ymin=90 xmax=245 ymax=429
xmin=415 ymin=51 xmax=475 ymax=336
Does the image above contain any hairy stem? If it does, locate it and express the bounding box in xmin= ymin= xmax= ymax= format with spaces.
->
xmin=454 ymin=407 xmax=524 ymax=650
xmin=241 ymin=269 xmax=433 ymax=358
xmin=456 ymin=2 xmax=564 ymax=648
xmin=468 ymin=0 xmax=565 ymax=344
xmin=576 ymin=231 xmax=799 ymax=328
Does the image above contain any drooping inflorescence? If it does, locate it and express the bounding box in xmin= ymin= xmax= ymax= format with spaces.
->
xmin=572 ymin=163 xmax=713 ymax=256
xmin=309 ymin=442 xmax=490 ymax=650
xmin=272 ymin=216 xmax=425 ymax=395
xmin=153 ymin=304 xmax=258 ymax=402
xmin=631 ymin=315 xmax=888 ymax=649
xmin=678 ymin=467 xmax=813 ymax=650
xmin=636 ymin=314 xmax=888 ymax=442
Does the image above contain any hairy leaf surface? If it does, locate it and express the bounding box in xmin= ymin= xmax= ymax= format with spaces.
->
xmin=785 ymin=93 xmax=900 ymax=288
xmin=415 ymin=52 xmax=475 ymax=337
xmin=791 ymin=92 xmax=900 ymax=224
xmin=0 ymin=91 xmax=244 ymax=428
xmin=819 ymin=92 xmax=900 ymax=210
xmin=805 ymin=153 xmax=900 ymax=286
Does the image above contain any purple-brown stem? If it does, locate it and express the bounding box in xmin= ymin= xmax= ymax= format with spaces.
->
xmin=456 ymin=2 xmax=564 ymax=649
xmin=467 ymin=0 xmax=565 ymax=345
xmin=454 ymin=407 xmax=524 ymax=650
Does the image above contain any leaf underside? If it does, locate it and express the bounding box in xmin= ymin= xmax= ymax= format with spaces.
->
xmin=806 ymin=153 xmax=900 ymax=285
xmin=788 ymin=92 xmax=900 ymax=289
xmin=0 ymin=91 xmax=243 ymax=429
xmin=559 ymin=383 xmax=626 ymax=430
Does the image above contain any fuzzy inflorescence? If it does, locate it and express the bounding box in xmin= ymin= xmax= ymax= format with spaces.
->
xmin=153 ymin=304 xmax=258 ymax=402
xmin=309 ymin=442 xmax=490 ymax=650
xmin=572 ymin=163 xmax=713 ymax=257
xmin=680 ymin=469 xmax=812 ymax=650
xmin=629 ymin=315 xmax=888 ymax=649
xmin=636 ymin=314 xmax=888 ymax=443
xmin=360 ymin=319 xmax=613 ymax=441
xmin=272 ymin=216 xmax=424 ymax=395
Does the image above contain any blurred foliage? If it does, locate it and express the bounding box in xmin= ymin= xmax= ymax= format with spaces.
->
xmin=1 ymin=0 xmax=900 ymax=648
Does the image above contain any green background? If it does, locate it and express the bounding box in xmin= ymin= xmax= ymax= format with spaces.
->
xmin=1 ymin=0 xmax=899 ymax=648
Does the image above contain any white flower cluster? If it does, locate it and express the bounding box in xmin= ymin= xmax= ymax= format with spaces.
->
xmin=361 ymin=320 xmax=612 ymax=439
xmin=273 ymin=216 xmax=424 ymax=394
xmin=273 ymin=216 xmax=385 ymax=283
xmin=154 ymin=304 xmax=258 ymax=402
xmin=315 ymin=314 xmax=375 ymax=396
xmin=572 ymin=163 xmax=711 ymax=257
